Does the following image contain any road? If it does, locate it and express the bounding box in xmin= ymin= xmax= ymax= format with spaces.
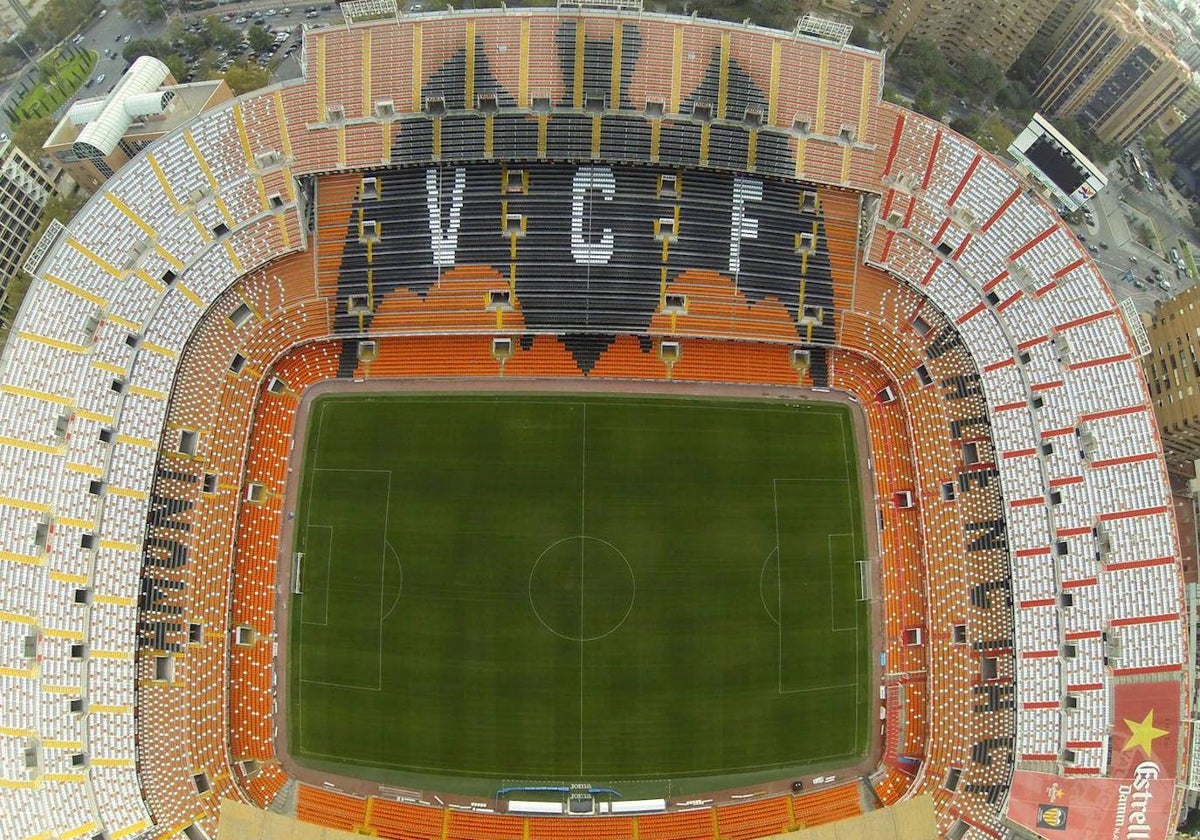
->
xmin=0 ymin=0 xmax=172 ymax=140
xmin=1069 ymin=157 xmax=1200 ymax=315
xmin=0 ymin=0 xmax=349 ymax=140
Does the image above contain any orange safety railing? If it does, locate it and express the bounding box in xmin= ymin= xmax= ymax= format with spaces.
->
xmin=650 ymin=271 xmax=800 ymax=343
xmin=369 ymin=797 xmax=447 ymax=840
xmin=504 ymin=334 xmax=585 ymax=378
xmin=635 ymin=808 xmax=714 ymax=840
xmin=357 ymin=335 xmax=501 ymax=378
xmin=588 ymin=335 xmax=666 ymax=380
xmin=671 ymin=338 xmax=799 ymax=386
xmin=792 ymin=782 xmax=863 ymax=827
xmin=297 ymin=785 xmax=369 ymax=832
xmin=715 ymin=796 xmax=793 ymax=840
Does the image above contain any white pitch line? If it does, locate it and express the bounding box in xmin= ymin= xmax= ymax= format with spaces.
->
xmin=579 ymin=402 xmax=587 ymax=777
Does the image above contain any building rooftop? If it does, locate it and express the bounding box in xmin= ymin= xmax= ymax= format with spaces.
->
xmin=45 ymin=73 xmax=227 ymax=154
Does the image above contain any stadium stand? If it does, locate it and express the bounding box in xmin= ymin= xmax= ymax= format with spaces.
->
xmin=0 ymin=7 xmax=1185 ymax=840
xmin=289 ymin=786 xmax=860 ymax=840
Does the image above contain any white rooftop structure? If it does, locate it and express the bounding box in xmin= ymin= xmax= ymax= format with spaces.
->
xmin=72 ymin=56 xmax=172 ymax=159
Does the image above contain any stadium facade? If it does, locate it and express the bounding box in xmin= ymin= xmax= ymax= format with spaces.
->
xmin=0 ymin=7 xmax=1189 ymax=840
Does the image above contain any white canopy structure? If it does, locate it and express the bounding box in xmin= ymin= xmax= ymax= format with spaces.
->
xmin=71 ymin=55 xmax=172 ymax=159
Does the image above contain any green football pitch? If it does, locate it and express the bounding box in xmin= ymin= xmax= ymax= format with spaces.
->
xmin=287 ymin=393 xmax=871 ymax=793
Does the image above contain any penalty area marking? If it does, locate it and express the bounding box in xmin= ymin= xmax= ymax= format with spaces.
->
xmin=760 ymin=546 xmax=780 ymax=626
xmin=773 ymin=479 xmax=864 ymax=700
xmin=382 ymin=541 xmax=404 ymax=621
xmin=299 ymin=468 xmax=392 ymax=695
xmin=300 ymin=524 xmax=333 ymax=626
xmin=828 ymin=533 xmax=859 ymax=634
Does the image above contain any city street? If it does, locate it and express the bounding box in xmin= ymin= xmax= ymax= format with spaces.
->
xmin=0 ymin=0 xmax=349 ymax=140
xmin=1065 ymin=156 xmax=1200 ymax=316
xmin=0 ymin=1 xmax=168 ymax=140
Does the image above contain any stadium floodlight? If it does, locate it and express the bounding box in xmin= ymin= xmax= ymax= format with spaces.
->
xmin=556 ymin=0 xmax=643 ymax=12
xmin=23 ymin=218 xmax=66 ymax=275
xmin=338 ymin=0 xmax=399 ymax=22
xmin=794 ymin=14 xmax=852 ymax=47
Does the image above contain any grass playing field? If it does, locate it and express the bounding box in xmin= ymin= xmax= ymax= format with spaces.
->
xmin=287 ymin=393 xmax=871 ymax=794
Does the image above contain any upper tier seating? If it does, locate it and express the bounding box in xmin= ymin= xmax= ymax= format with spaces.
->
xmin=0 ymin=10 xmax=1182 ymax=840
xmin=869 ymin=109 xmax=1185 ymax=780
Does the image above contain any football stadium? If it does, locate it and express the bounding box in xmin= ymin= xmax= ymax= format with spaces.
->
xmin=0 ymin=3 xmax=1188 ymax=840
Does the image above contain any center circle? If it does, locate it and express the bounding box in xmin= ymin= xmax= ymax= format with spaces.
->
xmin=528 ymin=536 xmax=635 ymax=642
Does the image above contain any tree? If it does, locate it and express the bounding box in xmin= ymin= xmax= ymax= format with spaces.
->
xmin=41 ymin=189 xmax=87 ymax=229
xmin=1007 ymin=51 xmax=1041 ymax=88
xmin=25 ymin=0 xmax=100 ymax=46
xmin=221 ymin=63 xmax=269 ymax=96
xmin=995 ymin=80 xmax=1035 ymax=115
xmin=118 ymin=0 xmax=165 ymax=22
xmin=247 ymin=25 xmax=274 ymax=53
xmin=123 ymin=38 xmax=172 ymax=64
xmin=848 ymin=22 xmax=871 ymax=49
xmin=202 ymin=16 xmax=243 ymax=52
xmin=1144 ymin=136 xmax=1176 ymax=181
xmin=950 ymin=114 xmax=981 ymax=138
xmin=163 ymin=53 xmax=187 ymax=81
xmin=752 ymin=0 xmax=793 ymax=28
xmin=962 ymin=53 xmax=1003 ymax=101
xmin=891 ymin=39 xmax=953 ymax=90
xmin=12 ymin=116 xmax=54 ymax=158
xmin=912 ymin=83 xmax=946 ymax=120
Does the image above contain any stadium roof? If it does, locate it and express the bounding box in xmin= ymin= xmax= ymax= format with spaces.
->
xmin=73 ymin=55 xmax=172 ymax=157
